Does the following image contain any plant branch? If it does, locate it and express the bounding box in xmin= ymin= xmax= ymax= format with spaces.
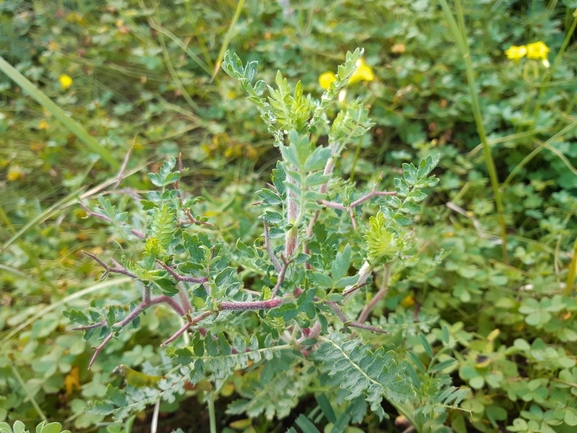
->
xmin=86 ymin=294 xmax=186 ymax=368
xmin=350 ymin=190 xmax=396 ymax=208
xmin=177 ymin=284 xmax=194 ymax=314
xmin=341 ymin=281 xmax=369 ymax=297
xmin=156 ymin=259 xmax=209 ymax=283
xmin=161 ymin=311 xmax=212 ymax=346
xmin=271 ymin=256 xmax=294 ymax=298
xmin=321 ymin=190 xmax=396 ymax=230
xmin=264 ymin=217 xmax=282 ymax=273
xmin=79 ymin=203 xmax=146 ymax=239
xmin=112 ymin=138 xmax=135 ymax=189
xmin=220 ymin=298 xmax=285 ymax=311
xmin=343 ymin=261 xmax=373 ymax=295
xmin=184 ymin=208 xmax=214 ymax=227
xmin=327 ymin=301 xmax=388 ymax=334
xmin=83 ymin=251 xmax=138 ymax=279
xmin=357 ymin=265 xmax=391 ymax=323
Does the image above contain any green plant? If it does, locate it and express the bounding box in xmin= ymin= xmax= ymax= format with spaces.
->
xmin=3 ymin=1 xmax=577 ymax=431
xmin=63 ymin=50 xmax=466 ymax=432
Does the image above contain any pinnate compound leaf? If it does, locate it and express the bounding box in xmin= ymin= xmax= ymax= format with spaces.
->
xmin=309 ymin=271 xmax=333 ymax=288
xmin=304 ymin=146 xmax=331 ymax=171
xmin=256 ymin=188 xmax=282 ymax=206
xmin=64 ymin=309 xmax=90 ymax=326
xmin=314 ymin=332 xmax=415 ymax=420
xmin=222 ymin=51 xmax=244 ymax=78
xmin=332 ymin=244 xmax=351 ymax=281
xmin=153 ymin=277 xmax=179 ymax=296
xmin=402 ymin=163 xmax=418 ymax=185
xmin=227 ymin=360 xmax=311 ymax=420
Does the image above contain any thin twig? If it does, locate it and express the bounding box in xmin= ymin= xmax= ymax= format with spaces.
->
xmin=177 ymin=284 xmax=194 ymax=314
xmin=89 ymin=333 xmax=114 ymax=369
xmin=264 ymin=217 xmax=282 ymax=273
xmin=320 ymin=200 xmax=346 ymax=211
xmin=350 ymin=190 xmax=396 ymax=208
xmin=161 ymin=322 xmax=192 ymax=346
xmin=161 ymin=311 xmax=212 ymax=346
xmin=184 ymin=208 xmax=214 ymax=227
xmin=321 ymin=190 xmax=397 ymax=230
xmin=79 ymin=203 xmax=146 ymax=239
xmin=357 ymin=265 xmax=391 ymax=323
xmin=342 ymin=282 xmax=368 ymax=297
xmin=156 ymin=259 xmax=209 ymax=283
xmin=113 ymin=138 xmax=135 ymax=189
xmin=271 ymin=256 xmax=294 ymax=298
xmin=327 ymin=301 xmax=388 ymax=334
xmin=83 ymin=251 xmax=138 ymax=279
xmin=87 ymin=294 xmax=186 ymax=368
xmin=220 ymin=298 xmax=285 ymax=311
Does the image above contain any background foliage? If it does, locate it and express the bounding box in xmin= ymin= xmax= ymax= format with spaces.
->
xmin=1 ymin=0 xmax=577 ymax=432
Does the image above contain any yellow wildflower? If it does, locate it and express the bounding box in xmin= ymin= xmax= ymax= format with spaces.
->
xmin=59 ymin=74 xmax=73 ymax=91
xmin=318 ymin=58 xmax=375 ymax=90
xmin=7 ymin=165 xmax=24 ymax=181
xmin=505 ymin=45 xmax=527 ymax=60
xmin=526 ymin=41 xmax=550 ymax=67
xmin=64 ymin=366 xmax=81 ymax=396
xmin=526 ymin=41 xmax=550 ymax=60
xmin=401 ymin=294 xmax=416 ymax=308
xmin=348 ymin=58 xmax=375 ymax=85
xmin=319 ymin=72 xmax=337 ymax=90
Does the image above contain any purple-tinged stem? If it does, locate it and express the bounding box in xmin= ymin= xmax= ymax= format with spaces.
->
xmin=350 ymin=190 xmax=396 ymax=208
xmin=86 ymin=294 xmax=186 ymax=368
xmin=79 ymin=203 xmax=146 ymax=239
xmin=271 ymin=256 xmax=294 ymax=298
xmin=342 ymin=281 xmax=368 ymax=297
xmin=184 ymin=208 xmax=214 ymax=227
xmin=156 ymin=259 xmax=209 ymax=283
xmin=357 ymin=265 xmax=391 ymax=323
xmin=83 ymin=251 xmax=137 ymax=279
xmin=327 ymin=301 xmax=388 ymax=335
xmin=220 ymin=298 xmax=285 ymax=311
xmin=177 ymin=285 xmax=193 ymax=314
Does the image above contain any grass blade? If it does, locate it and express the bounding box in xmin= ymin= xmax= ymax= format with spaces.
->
xmin=0 ymin=56 xmax=120 ymax=170
xmin=212 ymin=0 xmax=246 ymax=81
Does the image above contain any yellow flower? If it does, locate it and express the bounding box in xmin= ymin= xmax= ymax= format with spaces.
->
xmin=526 ymin=41 xmax=550 ymax=67
xmin=526 ymin=41 xmax=550 ymax=60
xmin=400 ymin=294 xmax=416 ymax=308
xmin=318 ymin=58 xmax=375 ymax=90
xmin=348 ymin=58 xmax=375 ymax=85
xmin=505 ymin=45 xmax=527 ymax=60
xmin=7 ymin=165 xmax=24 ymax=181
xmin=319 ymin=71 xmax=337 ymax=90
xmin=59 ymin=74 xmax=73 ymax=91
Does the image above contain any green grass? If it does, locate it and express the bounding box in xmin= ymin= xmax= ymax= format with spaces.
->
xmin=1 ymin=1 xmax=577 ymax=432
